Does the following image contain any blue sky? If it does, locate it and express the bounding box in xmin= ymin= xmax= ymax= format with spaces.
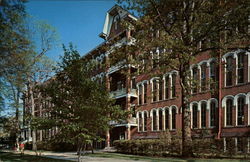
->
xmin=26 ymin=0 xmax=116 ymax=61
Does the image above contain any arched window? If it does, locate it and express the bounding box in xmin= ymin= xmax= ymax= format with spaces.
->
xmin=165 ymin=75 xmax=169 ymax=99
xmin=201 ymin=102 xmax=207 ymax=128
xmin=192 ymin=67 xmax=198 ymax=93
xmin=210 ymin=61 xmax=217 ymax=89
xmin=237 ymin=97 xmax=245 ymax=126
xmin=138 ymin=85 xmax=142 ymax=105
xmin=159 ymin=109 xmax=163 ymax=130
xmin=159 ymin=80 xmax=163 ymax=100
xmin=139 ymin=112 xmax=143 ymax=132
xmin=165 ymin=109 xmax=169 ymax=129
xmin=237 ymin=53 xmax=245 ymax=84
xmin=113 ymin=15 xmax=120 ymax=30
xmin=152 ymin=110 xmax=157 ymax=131
xmin=143 ymin=82 xmax=147 ymax=104
xmin=192 ymin=103 xmax=198 ymax=128
xmin=201 ymin=63 xmax=207 ymax=91
xmin=226 ymin=56 xmax=234 ymax=86
xmin=210 ymin=101 xmax=216 ymax=127
xmin=152 ymin=49 xmax=159 ymax=69
xmin=171 ymin=74 xmax=176 ymax=97
xmin=152 ymin=80 xmax=158 ymax=102
xmin=172 ymin=108 xmax=176 ymax=129
xmin=226 ymin=99 xmax=233 ymax=126
xmin=144 ymin=112 xmax=147 ymax=131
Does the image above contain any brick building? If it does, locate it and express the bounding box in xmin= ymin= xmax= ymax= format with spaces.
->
xmin=23 ymin=5 xmax=250 ymax=151
xmin=89 ymin=5 xmax=250 ymax=151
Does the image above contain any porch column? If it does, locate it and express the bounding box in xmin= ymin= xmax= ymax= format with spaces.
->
xmin=126 ymin=125 xmax=131 ymax=140
xmin=106 ymin=129 xmax=110 ymax=147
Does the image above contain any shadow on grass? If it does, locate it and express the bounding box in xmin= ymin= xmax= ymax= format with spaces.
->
xmin=0 ymin=151 xmax=71 ymax=162
xmin=86 ymin=152 xmax=185 ymax=161
xmin=86 ymin=152 xmax=250 ymax=162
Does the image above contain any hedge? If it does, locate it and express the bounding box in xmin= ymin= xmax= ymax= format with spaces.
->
xmin=113 ymin=137 xmax=250 ymax=158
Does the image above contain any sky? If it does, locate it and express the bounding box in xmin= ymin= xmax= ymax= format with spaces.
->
xmin=25 ymin=0 xmax=116 ymax=62
xmin=1 ymin=0 xmax=117 ymax=116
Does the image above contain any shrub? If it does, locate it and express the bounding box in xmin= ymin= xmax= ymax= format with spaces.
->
xmin=113 ymin=137 xmax=249 ymax=159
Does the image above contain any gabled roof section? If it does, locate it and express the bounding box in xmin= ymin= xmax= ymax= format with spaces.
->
xmin=99 ymin=5 xmax=137 ymax=40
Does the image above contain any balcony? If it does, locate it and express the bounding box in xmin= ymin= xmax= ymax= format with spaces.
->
xmin=109 ymin=117 xmax=137 ymax=127
xmin=110 ymin=88 xmax=137 ymax=99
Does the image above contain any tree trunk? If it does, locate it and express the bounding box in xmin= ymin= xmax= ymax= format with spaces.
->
xmin=28 ymin=80 xmax=37 ymax=151
xmin=91 ymin=141 xmax=94 ymax=154
xmin=15 ymin=90 xmax=21 ymax=151
xmin=77 ymin=145 xmax=82 ymax=162
xmin=180 ymin=65 xmax=193 ymax=157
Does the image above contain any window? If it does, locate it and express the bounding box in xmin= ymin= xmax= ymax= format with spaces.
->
xmin=192 ymin=104 xmax=198 ymax=128
xmin=138 ymin=85 xmax=142 ymax=105
xmin=131 ymin=78 xmax=136 ymax=89
xmin=152 ymin=80 xmax=158 ymax=102
xmin=201 ymin=64 xmax=207 ymax=91
xmin=159 ymin=80 xmax=163 ymax=100
xmin=132 ymin=106 xmax=136 ymax=118
xmin=117 ymin=81 xmax=123 ymax=90
xmin=165 ymin=109 xmax=169 ymax=129
xmin=210 ymin=61 xmax=217 ymax=89
xmin=165 ymin=75 xmax=169 ymax=99
xmin=225 ymin=138 xmax=235 ymax=152
xmin=153 ymin=110 xmax=157 ymax=131
xmin=113 ymin=15 xmax=120 ymax=30
xmin=201 ymin=102 xmax=207 ymax=128
xmin=210 ymin=101 xmax=216 ymax=127
xmin=172 ymin=108 xmax=176 ymax=129
xmin=144 ymin=112 xmax=147 ymax=131
xmin=172 ymin=74 xmax=176 ymax=97
xmin=152 ymin=50 xmax=159 ymax=69
xmin=159 ymin=109 xmax=163 ymax=130
xmin=226 ymin=56 xmax=234 ymax=86
xmin=237 ymin=138 xmax=244 ymax=152
xmin=237 ymin=53 xmax=245 ymax=84
xmin=139 ymin=112 xmax=143 ymax=132
xmin=237 ymin=97 xmax=245 ymax=126
xmin=143 ymin=82 xmax=147 ymax=104
xmin=192 ymin=67 xmax=198 ymax=93
xmin=226 ymin=99 xmax=233 ymax=126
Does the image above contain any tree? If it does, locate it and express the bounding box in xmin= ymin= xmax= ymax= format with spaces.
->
xmin=24 ymin=19 xmax=58 ymax=151
xmin=115 ymin=0 xmax=249 ymax=157
xmin=0 ymin=0 xmax=33 ymax=149
xmin=0 ymin=0 xmax=58 ymax=151
xmin=31 ymin=44 xmax=126 ymax=161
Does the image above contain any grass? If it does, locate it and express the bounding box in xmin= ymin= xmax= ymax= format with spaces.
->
xmin=85 ymin=152 xmax=250 ymax=162
xmin=0 ymin=151 xmax=71 ymax=162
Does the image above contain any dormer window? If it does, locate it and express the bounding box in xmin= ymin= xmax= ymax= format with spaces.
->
xmin=113 ymin=15 xmax=120 ymax=30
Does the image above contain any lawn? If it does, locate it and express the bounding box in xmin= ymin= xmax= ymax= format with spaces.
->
xmin=0 ymin=151 xmax=71 ymax=162
xmin=86 ymin=152 xmax=250 ymax=162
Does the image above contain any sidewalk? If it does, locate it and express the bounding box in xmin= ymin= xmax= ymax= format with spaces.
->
xmin=1 ymin=149 xmax=147 ymax=162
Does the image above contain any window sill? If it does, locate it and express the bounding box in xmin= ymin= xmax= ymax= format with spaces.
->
xmin=223 ymin=125 xmax=248 ymax=128
xmin=224 ymin=82 xmax=250 ymax=89
xmin=138 ymin=131 xmax=147 ymax=133
xmin=137 ymin=103 xmax=147 ymax=106
xmin=151 ymin=129 xmax=175 ymax=132
xmin=151 ymin=97 xmax=177 ymax=104
xmin=235 ymin=125 xmax=247 ymax=127
xmin=223 ymin=125 xmax=234 ymax=128
xmin=191 ymin=127 xmax=215 ymax=130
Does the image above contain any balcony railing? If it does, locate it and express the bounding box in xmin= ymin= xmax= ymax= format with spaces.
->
xmin=109 ymin=117 xmax=137 ymax=127
xmin=110 ymin=88 xmax=137 ymax=99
